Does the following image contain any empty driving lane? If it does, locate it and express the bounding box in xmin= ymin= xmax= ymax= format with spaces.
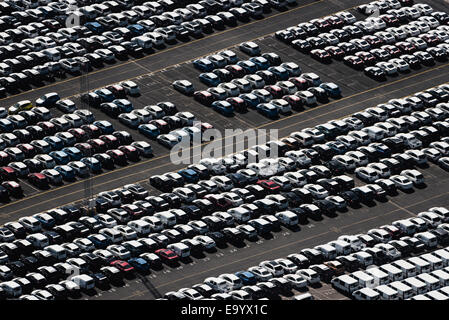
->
xmin=0 ymin=62 xmax=448 ymax=223
xmin=88 ymin=163 xmax=449 ymax=300
xmin=0 ymin=0 xmax=376 ymax=107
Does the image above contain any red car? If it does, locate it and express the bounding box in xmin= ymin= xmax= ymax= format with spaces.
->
xmin=381 ymin=45 xmax=401 ymax=58
xmin=343 ymin=55 xmax=365 ymax=69
xmin=363 ymin=35 xmax=384 ymax=48
xmin=155 ymin=249 xmax=179 ymax=263
xmin=257 ymin=180 xmax=281 ymax=193
xmin=194 ymin=90 xmax=215 ymax=106
xmin=100 ymin=134 xmax=120 ymax=149
xmin=87 ymin=138 xmax=107 ymax=153
xmin=324 ymin=16 xmax=344 ymax=28
xmin=355 ymin=51 xmax=376 ymax=66
xmin=380 ymin=225 xmax=402 ymax=239
xmin=1 ymin=180 xmax=23 ymax=197
xmin=381 ymin=14 xmax=400 ymax=27
xmin=226 ymin=97 xmax=247 ymax=112
xmin=106 ymin=84 xmax=126 ymax=98
xmin=419 ymin=34 xmax=440 ymax=46
xmin=149 ymin=119 xmax=170 ymax=134
xmin=225 ymin=64 xmax=246 ymax=78
xmin=289 ymin=77 xmax=308 ymax=90
xmin=74 ymin=142 xmax=93 ymax=156
xmin=17 ymin=143 xmax=36 ymax=158
xmin=68 ymin=128 xmax=89 ymax=142
xmin=0 ymin=151 xmax=11 ymax=166
xmin=121 ymin=204 xmax=144 ymax=218
xmin=110 ymin=260 xmax=134 ymax=273
xmin=283 ymin=95 xmax=303 ymax=110
xmin=324 ymin=46 xmax=345 ymax=60
xmin=396 ymin=41 xmax=416 ymax=54
xmin=106 ymin=149 xmax=127 ymax=166
xmin=310 ymin=49 xmax=332 ymax=63
xmin=28 ymin=173 xmax=49 ymax=189
xmin=37 ymin=121 xmax=57 ymax=135
xmin=81 ymin=124 xmax=101 ymax=138
xmin=264 ymin=85 xmax=283 ymax=99
xmin=194 ymin=122 xmax=214 ymax=133
xmin=118 ymin=145 xmax=140 ymax=162
xmin=311 ymin=18 xmax=331 ymax=32
xmin=204 ymin=194 xmax=233 ymax=210
xmin=0 ymin=167 xmax=16 ymax=181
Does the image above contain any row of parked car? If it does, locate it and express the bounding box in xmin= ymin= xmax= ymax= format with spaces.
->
xmin=276 ymin=1 xmax=449 ymax=80
xmin=0 ymin=100 xmax=155 ymax=200
xmin=160 ymin=204 xmax=449 ymax=300
xmin=0 ymin=0 xmax=299 ymax=95
xmin=175 ymin=47 xmax=342 ymax=119
xmin=0 ymin=77 xmax=447 ymax=298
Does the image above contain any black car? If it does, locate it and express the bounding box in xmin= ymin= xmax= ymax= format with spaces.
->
xmin=430 ymin=228 xmax=449 ymax=245
xmin=149 ymin=175 xmax=174 ymax=192
xmin=335 ymin=256 xmax=360 ymax=272
xmin=338 ymin=190 xmax=360 ymax=206
xmin=146 ymin=196 xmax=170 ymax=211
xmin=313 ymin=199 xmax=337 ymax=215
xmin=205 ymin=231 xmax=226 ymax=246
xmin=160 ymin=193 xmax=182 ymax=208
xmin=364 ymin=66 xmax=386 ymax=80
xmin=226 ymin=173 xmax=249 ymax=188
xmin=181 ymin=205 xmax=202 ymax=220
xmin=351 ymin=187 xmax=375 ymax=203
xmin=291 ymin=39 xmax=312 ymax=53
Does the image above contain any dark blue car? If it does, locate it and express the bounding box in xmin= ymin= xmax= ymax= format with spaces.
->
xmin=193 ymin=58 xmax=214 ymax=72
xmin=128 ymin=257 xmax=150 ymax=272
xmin=249 ymin=57 xmax=270 ymax=70
xmin=237 ymin=60 xmax=258 ymax=74
xmin=62 ymin=147 xmax=83 ymax=161
xmin=44 ymin=136 xmax=64 ymax=151
xmin=235 ymin=271 xmax=257 ymax=285
xmin=212 ymin=101 xmax=234 ymax=116
xmin=178 ymin=169 xmax=199 ymax=183
xmin=54 ymin=165 xmax=76 ymax=181
xmin=87 ymin=234 xmax=111 ymax=249
xmin=199 ymin=72 xmax=221 ymax=87
xmin=93 ymin=121 xmax=114 ymax=134
xmin=0 ymin=119 xmax=13 ymax=132
xmin=85 ymin=22 xmax=104 ymax=34
xmin=94 ymin=89 xmax=115 ymax=103
xmin=239 ymin=93 xmax=260 ymax=109
xmin=81 ymin=157 xmax=102 ymax=173
xmin=268 ymin=66 xmax=289 ymax=81
xmin=138 ymin=124 xmax=160 ymax=139
xmin=49 ymin=151 xmax=70 ymax=165
xmin=127 ymin=24 xmax=145 ymax=36
xmin=319 ymin=82 xmax=341 ymax=98
xmin=34 ymin=214 xmax=55 ymax=229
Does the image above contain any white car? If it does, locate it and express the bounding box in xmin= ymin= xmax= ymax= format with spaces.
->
xmin=367 ymin=162 xmax=391 ymax=178
xmin=389 ymin=58 xmax=410 ymax=72
xmin=355 ymin=167 xmax=379 ymax=183
xmin=193 ymin=235 xmax=215 ymax=249
xmin=390 ymin=175 xmax=414 ymax=190
xmin=283 ymin=274 xmax=307 ymax=289
xmin=239 ymin=41 xmax=261 ymax=56
xmin=121 ymin=81 xmax=140 ymax=95
xmin=296 ymin=269 xmax=320 ymax=284
xmin=376 ymin=62 xmax=398 ymax=75
xmin=417 ymin=211 xmax=442 ymax=228
xmin=247 ymin=266 xmax=272 ymax=281
xmin=304 ymin=184 xmax=329 ymax=199
xmin=275 ymin=258 xmax=298 ymax=274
